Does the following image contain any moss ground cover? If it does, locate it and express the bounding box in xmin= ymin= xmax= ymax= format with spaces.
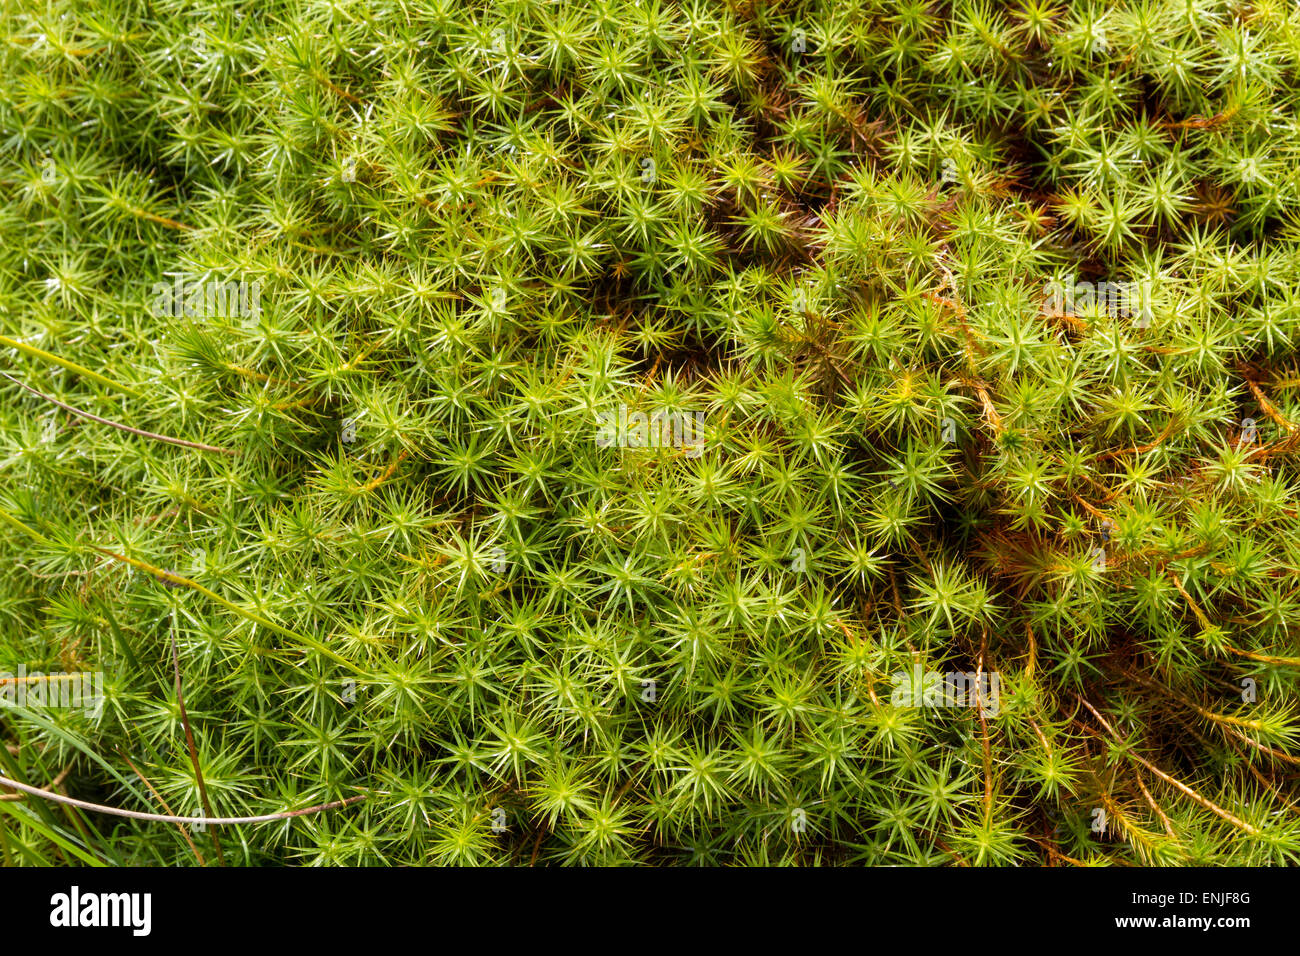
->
xmin=2 ymin=0 xmax=1300 ymax=865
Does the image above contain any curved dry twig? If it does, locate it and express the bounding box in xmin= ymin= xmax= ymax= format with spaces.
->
xmin=0 ymin=371 xmax=237 ymax=455
xmin=0 ymin=773 xmax=366 ymax=825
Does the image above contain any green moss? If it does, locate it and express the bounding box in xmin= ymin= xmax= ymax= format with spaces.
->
xmin=1 ymin=0 xmax=1299 ymax=865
